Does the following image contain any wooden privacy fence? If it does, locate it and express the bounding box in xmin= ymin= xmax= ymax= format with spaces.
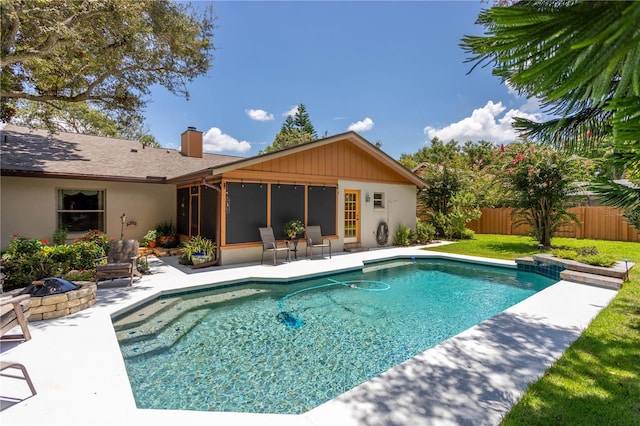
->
xmin=467 ymin=207 xmax=640 ymax=242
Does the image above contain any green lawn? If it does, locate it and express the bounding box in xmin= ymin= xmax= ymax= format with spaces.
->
xmin=425 ymin=234 xmax=640 ymax=425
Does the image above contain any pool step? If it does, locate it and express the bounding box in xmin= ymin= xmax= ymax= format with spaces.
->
xmin=362 ymin=261 xmax=415 ymax=273
xmin=112 ymin=298 xmax=181 ymax=329
xmin=560 ymin=269 xmax=623 ymax=290
xmin=117 ymin=308 xmax=210 ymax=358
xmin=114 ymin=288 xmax=269 ymax=357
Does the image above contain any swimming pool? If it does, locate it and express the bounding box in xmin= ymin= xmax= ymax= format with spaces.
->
xmin=113 ymin=258 xmax=555 ymax=414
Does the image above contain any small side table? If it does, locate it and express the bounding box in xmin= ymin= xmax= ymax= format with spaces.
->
xmin=290 ymin=239 xmax=299 ymax=260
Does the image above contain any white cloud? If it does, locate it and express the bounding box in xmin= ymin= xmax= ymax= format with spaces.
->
xmin=283 ymin=105 xmax=299 ymax=117
xmin=423 ymin=100 xmax=543 ymax=144
xmin=348 ymin=117 xmax=374 ymax=132
xmin=245 ymin=109 xmax=274 ymax=121
xmin=519 ymin=96 xmax=543 ymax=114
xmin=202 ymin=127 xmax=251 ymax=154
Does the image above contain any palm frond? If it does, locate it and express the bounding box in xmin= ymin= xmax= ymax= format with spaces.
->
xmin=462 ymin=1 xmax=640 ymax=113
xmin=590 ymin=179 xmax=640 ymax=210
xmin=513 ymin=107 xmax=612 ymax=153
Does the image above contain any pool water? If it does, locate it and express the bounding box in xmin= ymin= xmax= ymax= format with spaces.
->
xmin=113 ymin=259 xmax=555 ymax=414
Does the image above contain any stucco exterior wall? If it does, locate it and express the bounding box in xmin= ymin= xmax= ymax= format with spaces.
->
xmin=339 ymin=180 xmax=417 ymax=248
xmin=1 ymin=176 xmax=176 ymax=250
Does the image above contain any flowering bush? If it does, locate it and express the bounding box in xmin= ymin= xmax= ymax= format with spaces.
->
xmin=2 ymin=235 xmax=56 ymax=290
xmin=70 ymin=240 xmax=106 ymax=270
xmin=494 ymin=142 xmax=586 ymax=247
xmin=1 ymin=231 xmax=107 ymax=291
xmin=74 ymin=229 xmax=111 ymax=254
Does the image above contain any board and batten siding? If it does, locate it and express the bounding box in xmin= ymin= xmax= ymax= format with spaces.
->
xmin=241 ymin=140 xmax=410 ymax=184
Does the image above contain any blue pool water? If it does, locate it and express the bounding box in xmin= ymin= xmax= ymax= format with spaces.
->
xmin=113 ymin=259 xmax=555 ymax=414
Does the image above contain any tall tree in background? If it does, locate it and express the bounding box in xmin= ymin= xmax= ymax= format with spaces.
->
xmin=11 ymin=100 xmax=160 ymax=147
xmin=1 ymin=0 xmax=215 ymax=139
xmin=461 ymin=0 xmax=640 ymax=223
xmin=261 ymin=104 xmax=317 ymax=154
xmin=398 ymin=137 xmax=461 ymax=170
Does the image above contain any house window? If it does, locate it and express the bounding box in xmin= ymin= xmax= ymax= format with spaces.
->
xmin=57 ymin=189 xmax=105 ymax=232
xmin=373 ymin=192 xmax=385 ymax=209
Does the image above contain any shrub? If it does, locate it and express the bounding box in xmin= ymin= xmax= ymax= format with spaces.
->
xmin=414 ymin=219 xmax=436 ymax=244
xmin=137 ymin=257 xmax=150 ymax=274
xmin=52 ymin=227 xmax=68 ymax=246
xmin=70 ymin=240 xmax=106 ymax=270
xmin=1 ymin=235 xmax=56 ymax=290
xmin=76 ymin=229 xmax=111 ymax=254
xmin=579 ymin=254 xmax=617 ymax=267
xmin=393 ymin=224 xmax=411 ymax=247
xmin=575 ymin=246 xmax=599 ymax=256
xmin=551 ymin=249 xmax=577 ymax=260
xmin=459 ymin=228 xmax=476 ymax=240
xmin=0 ymin=233 xmax=107 ymax=290
xmin=552 ymin=247 xmax=617 ymax=267
xmin=155 ymin=221 xmax=176 ymax=237
xmin=43 ymin=244 xmax=77 ymax=275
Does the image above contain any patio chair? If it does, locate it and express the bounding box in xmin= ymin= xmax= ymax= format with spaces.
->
xmin=0 ymin=294 xmax=31 ymax=342
xmin=259 ymin=227 xmax=290 ymax=265
xmin=95 ymin=239 xmax=141 ymax=286
xmin=0 ymin=361 xmax=37 ymax=398
xmin=305 ymin=226 xmax=332 ymax=260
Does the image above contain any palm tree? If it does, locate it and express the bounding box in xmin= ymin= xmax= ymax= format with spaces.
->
xmin=461 ymin=0 xmax=640 ymax=216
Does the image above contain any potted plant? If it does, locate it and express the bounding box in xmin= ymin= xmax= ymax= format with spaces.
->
xmin=142 ymin=229 xmax=158 ymax=248
xmin=180 ymin=236 xmax=216 ymax=265
xmin=155 ymin=221 xmax=177 ymax=248
xmin=283 ymin=219 xmax=305 ymax=260
xmin=283 ymin=219 xmax=305 ymax=240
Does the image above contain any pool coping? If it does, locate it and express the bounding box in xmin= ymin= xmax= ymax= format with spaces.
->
xmin=0 ymin=245 xmax=618 ymax=426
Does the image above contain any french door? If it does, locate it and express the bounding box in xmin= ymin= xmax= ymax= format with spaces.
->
xmin=344 ymin=190 xmax=359 ymax=243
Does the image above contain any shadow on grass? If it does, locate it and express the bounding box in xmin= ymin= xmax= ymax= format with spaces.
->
xmin=502 ymin=283 xmax=640 ymax=426
xmin=483 ymin=242 xmax=540 ymax=256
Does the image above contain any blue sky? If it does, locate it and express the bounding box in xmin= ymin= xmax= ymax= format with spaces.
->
xmin=145 ymin=1 xmax=543 ymax=160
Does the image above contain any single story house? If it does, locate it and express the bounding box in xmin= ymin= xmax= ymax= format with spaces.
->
xmin=1 ymin=124 xmax=426 ymax=264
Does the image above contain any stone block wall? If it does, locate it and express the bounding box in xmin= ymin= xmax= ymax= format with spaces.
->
xmin=29 ymin=282 xmax=97 ymax=321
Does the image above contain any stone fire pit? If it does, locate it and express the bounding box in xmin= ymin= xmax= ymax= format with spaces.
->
xmin=29 ymin=281 xmax=96 ymax=321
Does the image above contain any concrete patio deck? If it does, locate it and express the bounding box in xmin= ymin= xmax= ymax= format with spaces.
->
xmin=0 ymin=246 xmax=618 ymax=426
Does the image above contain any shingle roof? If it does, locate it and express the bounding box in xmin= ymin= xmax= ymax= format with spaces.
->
xmin=0 ymin=125 xmax=243 ymax=182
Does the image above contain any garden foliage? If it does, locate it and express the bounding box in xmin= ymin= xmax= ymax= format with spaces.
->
xmin=494 ymin=142 xmax=586 ymax=247
xmin=1 ymin=231 xmax=110 ymax=291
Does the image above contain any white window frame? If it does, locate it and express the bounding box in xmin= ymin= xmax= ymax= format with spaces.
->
xmin=373 ymin=192 xmax=385 ymax=209
xmin=56 ymin=188 xmax=106 ymax=234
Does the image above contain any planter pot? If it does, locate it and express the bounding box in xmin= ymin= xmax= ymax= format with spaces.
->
xmin=159 ymin=235 xmax=177 ymax=248
xmin=148 ymin=241 xmax=157 ymax=248
xmin=191 ymin=254 xmax=213 ymax=265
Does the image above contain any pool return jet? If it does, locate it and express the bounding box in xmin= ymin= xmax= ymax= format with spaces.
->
xmin=277 ymin=278 xmax=390 ymax=329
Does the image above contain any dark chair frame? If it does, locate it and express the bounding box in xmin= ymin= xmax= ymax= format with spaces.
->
xmin=259 ymin=227 xmax=291 ymax=265
xmin=305 ymin=225 xmax=332 ymax=260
